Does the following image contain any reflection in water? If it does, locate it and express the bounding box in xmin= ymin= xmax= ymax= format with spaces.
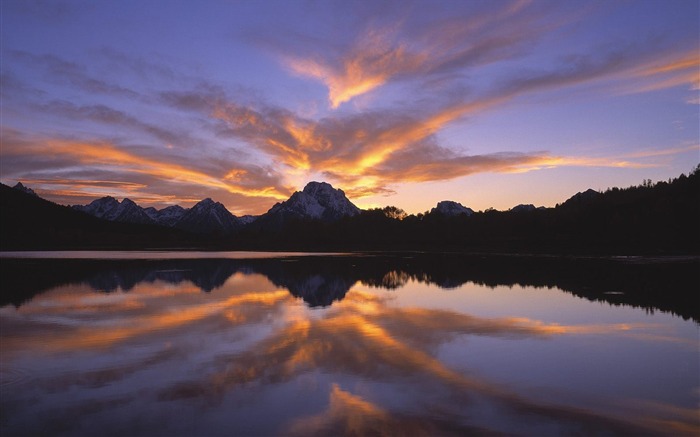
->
xmin=2 ymin=254 xmax=698 ymax=319
xmin=1 ymin=254 xmax=698 ymax=436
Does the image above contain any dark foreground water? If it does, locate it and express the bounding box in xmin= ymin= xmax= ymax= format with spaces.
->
xmin=1 ymin=252 xmax=698 ymax=436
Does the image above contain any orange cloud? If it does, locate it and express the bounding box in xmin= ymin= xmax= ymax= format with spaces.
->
xmin=134 ymin=45 xmax=700 ymax=205
xmin=2 ymin=134 xmax=289 ymax=202
xmin=614 ymin=51 xmax=700 ymax=95
xmin=280 ymin=2 xmax=548 ymax=108
xmin=284 ymin=26 xmax=428 ymax=108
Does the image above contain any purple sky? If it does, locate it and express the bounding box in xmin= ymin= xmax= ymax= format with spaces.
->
xmin=1 ymin=0 xmax=698 ymax=214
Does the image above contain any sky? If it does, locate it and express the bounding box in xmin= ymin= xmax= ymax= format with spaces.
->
xmin=1 ymin=0 xmax=698 ymax=215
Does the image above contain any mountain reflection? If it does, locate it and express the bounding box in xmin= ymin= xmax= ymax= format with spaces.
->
xmin=2 ymin=254 xmax=697 ymax=321
xmin=2 ymin=254 xmax=698 ymax=436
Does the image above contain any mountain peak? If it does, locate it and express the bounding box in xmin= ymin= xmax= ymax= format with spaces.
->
xmin=563 ymin=188 xmax=601 ymax=207
xmin=144 ymin=205 xmax=187 ymax=227
xmin=176 ymin=198 xmax=240 ymax=234
xmin=73 ymin=196 xmax=154 ymax=224
xmin=12 ymin=182 xmax=38 ymax=197
xmin=511 ymin=204 xmax=537 ymax=213
xmin=302 ymin=181 xmax=339 ymax=196
xmin=261 ymin=181 xmax=360 ymax=226
xmin=430 ymin=201 xmax=474 ymax=217
xmin=193 ymin=198 xmax=218 ymax=209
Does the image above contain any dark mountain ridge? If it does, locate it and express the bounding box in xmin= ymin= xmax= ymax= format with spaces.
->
xmin=0 ymin=183 xmax=204 ymax=250
xmin=174 ymin=198 xmax=242 ymax=234
xmin=2 ymin=166 xmax=698 ymax=253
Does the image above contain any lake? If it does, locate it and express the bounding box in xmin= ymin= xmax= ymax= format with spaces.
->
xmin=1 ymin=252 xmax=698 ymax=436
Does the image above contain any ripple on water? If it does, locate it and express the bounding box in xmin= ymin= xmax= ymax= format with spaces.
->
xmin=0 ymin=366 xmax=34 ymax=389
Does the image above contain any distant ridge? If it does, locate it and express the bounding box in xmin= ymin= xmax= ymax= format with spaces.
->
xmin=74 ymin=197 xmax=155 ymax=225
xmin=66 ymin=181 xmax=362 ymax=234
xmin=12 ymin=182 xmax=37 ymax=197
xmin=429 ymin=201 xmax=474 ymax=217
xmin=0 ymin=183 xmax=199 ymax=250
xmin=3 ymin=167 xmax=698 ymax=254
xmin=175 ymin=198 xmax=242 ymax=234
xmin=144 ymin=205 xmax=186 ymax=227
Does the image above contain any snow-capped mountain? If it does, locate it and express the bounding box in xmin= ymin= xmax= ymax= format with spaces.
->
xmin=111 ymin=198 xmax=157 ymax=224
xmin=74 ymin=197 xmax=155 ymax=225
xmin=429 ymin=201 xmax=474 ymax=217
xmin=264 ymin=181 xmax=361 ymax=224
xmin=73 ymin=196 xmax=119 ymax=219
xmin=74 ymin=196 xmax=244 ymax=234
xmin=12 ymin=182 xmax=38 ymax=197
xmin=144 ymin=205 xmax=187 ymax=227
xmin=174 ymin=198 xmax=242 ymax=234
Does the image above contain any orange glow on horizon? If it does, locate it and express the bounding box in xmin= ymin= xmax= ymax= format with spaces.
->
xmin=7 ymin=138 xmax=289 ymax=201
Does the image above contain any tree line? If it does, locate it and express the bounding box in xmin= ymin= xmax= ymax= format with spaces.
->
xmin=233 ymin=166 xmax=699 ymax=254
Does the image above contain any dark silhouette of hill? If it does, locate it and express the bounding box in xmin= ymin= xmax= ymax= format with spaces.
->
xmin=1 ymin=254 xmax=697 ymax=322
xmin=2 ymin=166 xmax=698 ymax=253
xmin=0 ymin=183 xmax=205 ymax=250
xmin=232 ymin=166 xmax=700 ymax=255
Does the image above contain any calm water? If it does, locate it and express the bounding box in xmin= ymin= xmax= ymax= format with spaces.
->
xmin=1 ymin=253 xmax=698 ymax=436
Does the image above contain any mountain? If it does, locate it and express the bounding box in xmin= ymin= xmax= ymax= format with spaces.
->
xmin=511 ymin=204 xmax=537 ymax=213
xmin=238 ymin=215 xmax=259 ymax=225
xmin=144 ymin=205 xmax=187 ymax=227
xmin=4 ymin=169 xmax=697 ymax=253
xmin=562 ymin=188 xmax=601 ymax=207
xmin=75 ymin=197 xmax=239 ymax=234
xmin=74 ymin=196 xmax=155 ymax=225
xmin=109 ymin=198 xmax=156 ymax=224
xmin=12 ymin=182 xmax=38 ymax=197
xmin=0 ymin=183 xmax=199 ymax=250
xmin=429 ymin=200 xmax=474 ymax=217
xmin=74 ymin=196 xmax=120 ymax=219
xmin=174 ymin=198 xmax=241 ymax=234
xmin=260 ymin=182 xmax=360 ymax=227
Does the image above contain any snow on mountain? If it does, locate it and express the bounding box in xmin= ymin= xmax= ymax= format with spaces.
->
xmin=174 ymin=198 xmax=241 ymax=234
xmin=430 ymin=201 xmax=474 ymax=217
xmin=264 ymin=182 xmax=361 ymax=224
xmin=111 ymin=198 xmax=157 ymax=224
xmin=74 ymin=196 xmax=121 ymax=219
xmin=74 ymin=196 xmax=154 ymax=225
xmin=238 ymin=215 xmax=259 ymax=225
xmin=144 ymin=205 xmax=187 ymax=227
xmin=12 ymin=182 xmax=38 ymax=197
xmin=74 ymin=196 xmax=243 ymax=233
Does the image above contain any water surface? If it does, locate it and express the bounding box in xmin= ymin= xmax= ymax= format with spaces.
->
xmin=1 ymin=253 xmax=698 ymax=436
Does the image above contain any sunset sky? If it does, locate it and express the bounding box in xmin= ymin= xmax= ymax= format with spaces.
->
xmin=1 ymin=0 xmax=698 ymax=215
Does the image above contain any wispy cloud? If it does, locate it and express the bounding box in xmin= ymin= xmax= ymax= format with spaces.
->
xmin=283 ymin=27 xmax=427 ymax=109
xmin=277 ymin=0 xmax=550 ymax=108
xmin=36 ymin=100 xmax=188 ymax=147
xmin=2 ymin=2 xmax=697 ymax=211
xmin=160 ymin=52 xmax=694 ymax=201
xmin=0 ymin=129 xmax=290 ymax=210
xmin=10 ymin=50 xmax=141 ymax=99
xmin=614 ymin=50 xmax=700 ymax=95
xmin=4 ymin=41 xmax=694 ymax=209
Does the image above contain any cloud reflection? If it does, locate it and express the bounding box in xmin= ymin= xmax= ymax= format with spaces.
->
xmin=1 ymin=257 xmax=697 ymax=435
